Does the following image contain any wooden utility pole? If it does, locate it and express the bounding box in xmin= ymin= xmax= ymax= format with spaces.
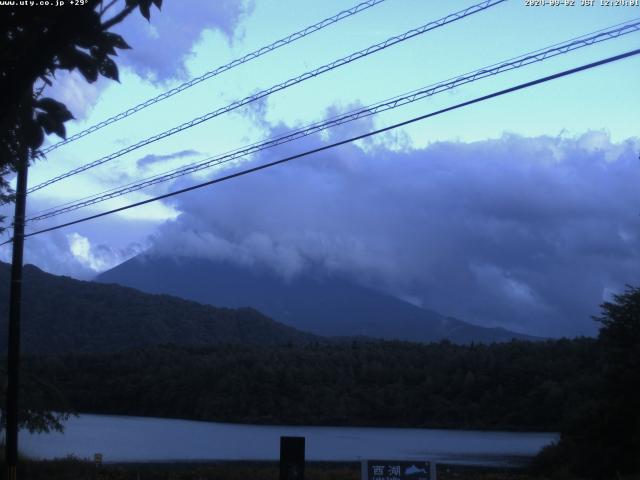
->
xmin=5 ymin=161 xmax=28 ymax=480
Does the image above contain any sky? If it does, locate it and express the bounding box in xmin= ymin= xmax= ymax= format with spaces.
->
xmin=1 ymin=0 xmax=639 ymax=337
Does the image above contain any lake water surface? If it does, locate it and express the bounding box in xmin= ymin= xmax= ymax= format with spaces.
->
xmin=20 ymin=414 xmax=558 ymax=467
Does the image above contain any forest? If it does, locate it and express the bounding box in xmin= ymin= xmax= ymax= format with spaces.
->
xmin=9 ymin=338 xmax=599 ymax=432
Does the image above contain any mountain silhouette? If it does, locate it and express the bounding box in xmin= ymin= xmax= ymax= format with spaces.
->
xmin=97 ymin=254 xmax=537 ymax=344
xmin=0 ymin=261 xmax=318 ymax=354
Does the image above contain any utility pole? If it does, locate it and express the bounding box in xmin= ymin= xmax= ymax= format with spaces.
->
xmin=5 ymin=160 xmax=28 ymax=480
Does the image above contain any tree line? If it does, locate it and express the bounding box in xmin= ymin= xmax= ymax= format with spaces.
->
xmin=7 ymin=338 xmax=599 ymax=432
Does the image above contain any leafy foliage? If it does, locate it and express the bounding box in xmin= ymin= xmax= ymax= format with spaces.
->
xmin=0 ymin=0 xmax=162 ymax=231
xmin=0 ymin=363 xmax=72 ymax=434
xmin=534 ymin=286 xmax=640 ymax=479
xmin=0 ymin=1 xmax=163 ymax=431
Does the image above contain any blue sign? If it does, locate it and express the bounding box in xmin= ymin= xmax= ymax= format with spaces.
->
xmin=363 ymin=460 xmax=434 ymax=480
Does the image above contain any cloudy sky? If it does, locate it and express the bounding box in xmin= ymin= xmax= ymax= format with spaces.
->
xmin=1 ymin=0 xmax=639 ymax=337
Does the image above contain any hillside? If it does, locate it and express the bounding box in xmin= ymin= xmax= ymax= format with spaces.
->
xmin=97 ymin=254 xmax=537 ymax=344
xmin=0 ymin=261 xmax=318 ymax=354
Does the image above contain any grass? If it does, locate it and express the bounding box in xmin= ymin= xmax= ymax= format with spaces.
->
xmin=7 ymin=459 xmax=357 ymax=480
xmin=0 ymin=457 xmax=550 ymax=480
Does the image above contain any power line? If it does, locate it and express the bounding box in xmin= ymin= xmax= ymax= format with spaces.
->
xmin=28 ymin=18 xmax=640 ymax=220
xmin=27 ymin=0 xmax=506 ymax=194
xmin=25 ymin=18 xmax=640 ymax=223
xmin=39 ymin=0 xmax=389 ymax=155
xmin=6 ymin=47 xmax=637 ymax=246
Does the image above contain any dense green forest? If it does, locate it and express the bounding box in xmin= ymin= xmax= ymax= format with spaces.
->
xmin=8 ymin=338 xmax=599 ymax=431
xmin=0 ymin=263 xmax=319 ymax=353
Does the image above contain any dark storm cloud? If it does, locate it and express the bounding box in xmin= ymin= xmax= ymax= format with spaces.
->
xmin=149 ymin=128 xmax=640 ymax=338
xmin=136 ymin=149 xmax=201 ymax=169
xmin=111 ymin=0 xmax=254 ymax=82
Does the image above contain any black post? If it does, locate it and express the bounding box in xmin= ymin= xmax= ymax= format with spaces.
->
xmin=5 ymin=161 xmax=28 ymax=480
xmin=279 ymin=436 xmax=305 ymax=480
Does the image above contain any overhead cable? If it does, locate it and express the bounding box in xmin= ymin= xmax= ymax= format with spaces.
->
xmin=40 ymin=0 xmax=389 ymax=155
xmin=5 ymin=47 xmax=637 ymax=245
xmin=27 ymin=0 xmax=506 ymax=194
xmin=26 ymin=18 xmax=640 ymax=223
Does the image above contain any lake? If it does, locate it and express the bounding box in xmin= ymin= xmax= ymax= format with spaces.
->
xmin=20 ymin=414 xmax=558 ymax=467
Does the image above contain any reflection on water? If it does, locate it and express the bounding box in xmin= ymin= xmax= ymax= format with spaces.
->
xmin=21 ymin=414 xmax=558 ymax=467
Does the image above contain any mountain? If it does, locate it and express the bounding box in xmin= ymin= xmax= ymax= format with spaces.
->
xmin=96 ymin=254 xmax=536 ymax=344
xmin=0 ymin=261 xmax=319 ymax=354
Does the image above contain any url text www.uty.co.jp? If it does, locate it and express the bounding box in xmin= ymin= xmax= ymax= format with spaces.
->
xmin=0 ymin=0 xmax=88 ymax=7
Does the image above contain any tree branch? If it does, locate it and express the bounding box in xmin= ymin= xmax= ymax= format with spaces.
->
xmin=100 ymin=0 xmax=119 ymax=17
xmin=101 ymin=4 xmax=136 ymax=30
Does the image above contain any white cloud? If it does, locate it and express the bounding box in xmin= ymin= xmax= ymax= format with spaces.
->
xmin=146 ymin=129 xmax=640 ymax=337
xmin=112 ymin=0 xmax=254 ymax=83
xmin=66 ymin=232 xmax=146 ymax=275
xmin=68 ymin=233 xmax=108 ymax=272
xmin=43 ymin=70 xmax=103 ymax=121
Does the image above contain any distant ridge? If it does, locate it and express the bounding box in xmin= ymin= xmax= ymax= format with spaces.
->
xmin=0 ymin=261 xmax=319 ymax=354
xmin=96 ymin=254 xmax=538 ymax=344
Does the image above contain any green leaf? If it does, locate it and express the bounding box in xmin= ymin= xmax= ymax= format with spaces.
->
xmin=78 ymin=63 xmax=99 ymax=83
xmin=75 ymin=37 xmax=95 ymax=49
xmin=57 ymin=48 xmax=100 ymax=83
xmin=99 ymin=57 xmax=119 ymax=82
xmin=103 ymin=32 xmax=131 ymax=50
xmin=139 ymin=1 xmax=151 ymax=21
xmin=52 ymin=121 xmax=66 ymax=140
xmin=26 ymin=119 xmax=44 ymax=149
xmin=36 ymin=116 xmax=54 ymax=133
xmin=96 ymin=37 xmax=117 ymax=56
xmin=35 ymin=98 xmax=74 ymax=123
xmin=36 ymin=112 xmax=65 ymax=139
